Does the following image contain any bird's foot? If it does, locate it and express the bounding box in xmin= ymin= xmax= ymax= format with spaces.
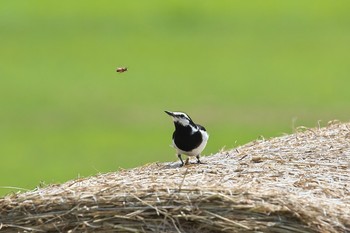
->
xmin=196 ymin=160 xmax=206 ymax=164
xmin=196 ymin=155 xmax=206 ymax=164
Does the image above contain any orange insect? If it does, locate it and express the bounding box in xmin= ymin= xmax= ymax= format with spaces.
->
xmin=116 ymin=67 xmax=128 ymax=73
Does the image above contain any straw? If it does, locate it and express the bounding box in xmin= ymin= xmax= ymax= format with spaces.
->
xmin=1 ymin=121 xmax=349 ymax=232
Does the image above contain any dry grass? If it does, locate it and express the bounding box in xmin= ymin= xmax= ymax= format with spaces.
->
xmin=1 ymin=121 xmax=350 ymax=232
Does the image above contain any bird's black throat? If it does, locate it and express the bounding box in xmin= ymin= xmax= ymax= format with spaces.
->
xmin=172 ymin=123 xmax=203 ymax=152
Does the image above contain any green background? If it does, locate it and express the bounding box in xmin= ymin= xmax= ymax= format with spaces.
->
xmin=1 ymin=1 xmax=350 ymax=196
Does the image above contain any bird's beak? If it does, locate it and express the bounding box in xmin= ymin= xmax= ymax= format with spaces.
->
xmin=165 ymin=110 xmax=174 ymax=117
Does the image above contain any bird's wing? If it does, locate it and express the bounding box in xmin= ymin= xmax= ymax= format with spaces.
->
xmin=196 ymin=124 xmax=206 ymax=131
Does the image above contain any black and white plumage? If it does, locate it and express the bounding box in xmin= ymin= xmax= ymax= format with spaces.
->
xmin=165 ymin=111 xmax=209 ymax=166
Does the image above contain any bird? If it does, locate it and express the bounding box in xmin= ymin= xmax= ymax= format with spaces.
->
xmin=165 ymin=111 xmax=209 ymax=166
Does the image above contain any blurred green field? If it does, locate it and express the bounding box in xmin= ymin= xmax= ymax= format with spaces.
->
xmin=1 ymin=1 xmax=350 ymax=196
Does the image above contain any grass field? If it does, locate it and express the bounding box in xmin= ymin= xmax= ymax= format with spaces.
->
xmin=1 ymin=1 xmax=350 ymax=196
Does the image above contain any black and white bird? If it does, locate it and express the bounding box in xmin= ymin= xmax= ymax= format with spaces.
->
xmin=165 ymin=111 xmax=209 ymax=166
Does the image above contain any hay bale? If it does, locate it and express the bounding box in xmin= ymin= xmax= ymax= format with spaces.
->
xmin=1 ymin=122 xmax=349 ymax=232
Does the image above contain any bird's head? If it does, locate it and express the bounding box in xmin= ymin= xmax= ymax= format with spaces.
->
xmin=165 ymin=111 xmax=195 ymax=127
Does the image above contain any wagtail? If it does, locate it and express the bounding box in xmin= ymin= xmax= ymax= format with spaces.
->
xmin=165 ymin=111 xmax=209 ymax=166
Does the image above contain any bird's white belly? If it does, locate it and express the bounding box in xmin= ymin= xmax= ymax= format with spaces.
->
xmin=173 ymin=130 xmax=209 ymax=156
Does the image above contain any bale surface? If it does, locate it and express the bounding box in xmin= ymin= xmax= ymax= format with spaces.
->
xmin=1 ymin=122 xmax=350 ymax=232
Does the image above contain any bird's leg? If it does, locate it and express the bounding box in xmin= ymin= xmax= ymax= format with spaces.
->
xmin=196 ymin=154 xmax=204 ymax=164
xmin=178 ymin=154 xmax=184 ymax=167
